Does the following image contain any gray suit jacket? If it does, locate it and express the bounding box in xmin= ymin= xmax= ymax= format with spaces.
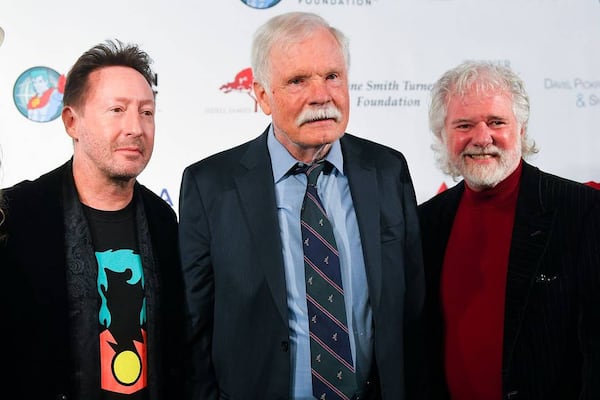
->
xmin=418 ymin=161 xmax=600 ymax=400
xmin=179 ymin=128 xmax=426 ymax=399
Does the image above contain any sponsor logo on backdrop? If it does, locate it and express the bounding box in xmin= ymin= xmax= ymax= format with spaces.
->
xmin=241 ymin=0 xmax=281 ymax=9
xmin=349 ymin=59 xmax=509 ymax=110
xmin=297 ymin=0 xmax=374 ymax=5
xmin=0 ymin=26 xmax=4 ymax=47
xmin=544 ymin=77 xmax=600 ymax=108
xmin=350 ymin=79 xmax=429 ymax=108
xmin=585 ymin=182 xmax=600 ymax=190
xmin=240 ymin=0 xmax=382 ymax=11
xmin=160 ymin=188 xmax=174 ymax=207
xmin=13 ymin=66 xmax=65 ymax=123
xmin=210 ymin=67 xmax=258 ymax=114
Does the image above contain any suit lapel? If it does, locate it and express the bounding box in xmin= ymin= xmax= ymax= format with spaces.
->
xmin=341 ymin=136 xmax=383 ymax=312
xmin=234 ymin=130 xmax=289 ymax=324
xmin=503 ymin=162 xmax=555 ymax=368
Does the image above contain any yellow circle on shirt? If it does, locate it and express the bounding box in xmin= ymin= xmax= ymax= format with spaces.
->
xmin=113 ymin=350 xmax=141 ymax=385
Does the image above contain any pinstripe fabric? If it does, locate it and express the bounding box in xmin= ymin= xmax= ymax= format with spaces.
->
xmin=419 ymin=161 xmax=600 ymax=400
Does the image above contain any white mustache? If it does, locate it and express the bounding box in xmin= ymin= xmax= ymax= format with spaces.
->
xmin=463 ymin=146 xmax=501 ymax=157
xmin=296 ymin=107 xmax=342 ymax=126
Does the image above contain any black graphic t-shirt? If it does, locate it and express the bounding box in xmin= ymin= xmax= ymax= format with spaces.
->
xmin=84 ymin=202 xmax=148 ymax=400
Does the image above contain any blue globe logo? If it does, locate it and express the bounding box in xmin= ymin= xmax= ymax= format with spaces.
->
xmin=13 ymin=66 xmax=65 ymax=123
xmin=240 ymin=0 xmax=282 ymax=9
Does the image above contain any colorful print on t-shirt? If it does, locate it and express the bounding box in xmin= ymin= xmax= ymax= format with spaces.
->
xmin=96 ymin=249 xmax=147 ymax=395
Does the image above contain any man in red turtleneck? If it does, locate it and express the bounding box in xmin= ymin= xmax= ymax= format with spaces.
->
xmin=418 ymin=61 xmax=600 ymax=400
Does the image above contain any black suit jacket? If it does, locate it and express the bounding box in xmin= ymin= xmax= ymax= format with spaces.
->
xmin=178 ymin=128 xmax=426 ymax=399
xmin=418 ymin=161 xmax=600 ymax=400
xmin=0 ymin=161 xmax=186 ymax=400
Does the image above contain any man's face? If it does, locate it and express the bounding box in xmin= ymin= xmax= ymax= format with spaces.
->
xmin=443 ymin=88 xmax=523 ymax=191
xmin=32 ymin=75 xmax=50 ymax=95
xmin=254 ymin=26 xmax=350 ymax=162
xmin=65 ymin=66 xmax=155 ymax=183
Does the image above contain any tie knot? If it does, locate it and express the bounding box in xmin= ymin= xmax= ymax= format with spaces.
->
xmin=293 ymin=161 xmax=328 ymax=186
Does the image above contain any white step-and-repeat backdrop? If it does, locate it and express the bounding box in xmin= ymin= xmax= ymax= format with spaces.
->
xmin=1 ymin=0 xmax=599 ymax=209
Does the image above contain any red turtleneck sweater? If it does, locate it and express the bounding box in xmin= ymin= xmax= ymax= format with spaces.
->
xmin=442 ymin=161 xmax=522 ymax=400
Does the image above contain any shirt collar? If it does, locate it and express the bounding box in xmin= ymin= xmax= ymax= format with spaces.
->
xmin=267 ymin=124 xmax=345 ymax=183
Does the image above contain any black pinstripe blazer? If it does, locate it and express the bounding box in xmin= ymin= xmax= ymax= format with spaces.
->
xmin=418 ymin=161 xmax=600 ymax=400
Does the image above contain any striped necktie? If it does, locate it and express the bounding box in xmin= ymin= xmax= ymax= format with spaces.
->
xmin=295 ymin=161 xmax=357 ymax=400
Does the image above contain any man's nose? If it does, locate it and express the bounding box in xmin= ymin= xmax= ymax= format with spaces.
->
xmin=124 ymin=111 xmax=144 ymax=137
xmin=308 ymin=78 xmax=333 ymax=105
xmin=471 ymin=121 xmax=493 ymax=146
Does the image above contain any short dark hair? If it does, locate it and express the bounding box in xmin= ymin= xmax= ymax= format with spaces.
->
xmin=63 ymin=39 xmax=155 ymax=108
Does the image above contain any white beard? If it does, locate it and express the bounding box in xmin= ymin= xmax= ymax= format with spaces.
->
xmin=457 ymin=145 xmax=522 ymax=191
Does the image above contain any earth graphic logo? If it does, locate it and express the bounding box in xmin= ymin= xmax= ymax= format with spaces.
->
xmin=240 ymin=0 xmax=282 ymax=9
xmin=13 ymin=66 xmax=65 ymax=123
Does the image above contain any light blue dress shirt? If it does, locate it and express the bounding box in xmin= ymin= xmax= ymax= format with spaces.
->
xmin=267 ymin=127 xmax=373 ymax=399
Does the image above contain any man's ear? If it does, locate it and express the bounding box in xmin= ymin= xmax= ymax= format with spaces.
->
xmin=62 ymin=106 xmax=78 ymax=140
xmin=254 ymin=81 xmax=272 ymax=116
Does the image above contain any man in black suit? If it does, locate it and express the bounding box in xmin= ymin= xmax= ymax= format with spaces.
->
xmin=418 ymin=60 xmax=600 ymax=399
xmin=0 ymin=40 xmax=185 ymax=400
xmin=178 ymin=11 xmax=425 ymax=400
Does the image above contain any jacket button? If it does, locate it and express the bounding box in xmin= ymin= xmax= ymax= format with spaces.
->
xmin=56 ymin=395 xmax=68 ymax=400
xmin=280 ymin=341 xmax=289 ymax=352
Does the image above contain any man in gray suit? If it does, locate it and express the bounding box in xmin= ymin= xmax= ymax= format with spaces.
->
xmin=419 ymin=60 xmax=600 ymax=400
xmin=178 ymin=11 xmax=426 ymax=400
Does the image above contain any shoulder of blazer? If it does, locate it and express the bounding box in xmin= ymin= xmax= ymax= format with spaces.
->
xmin=340 ymin=133 xmax=416 ymax=189
xmin=418 ymin=181 xmax=464 ymax=218
xmin=137 ymin=183 xmax=177 ymax=222
xmin=183 ymin=127 xmax=270 ymax=176
xmin=4 ymin=161 xmax=68 ymax=206
xmin=520 ymin=161 xmax=600 ymax=215
xmin=2 ymin=162 xmax=70 ymax=226
xmin=340 ymin=132 xmax=407 ymax=162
